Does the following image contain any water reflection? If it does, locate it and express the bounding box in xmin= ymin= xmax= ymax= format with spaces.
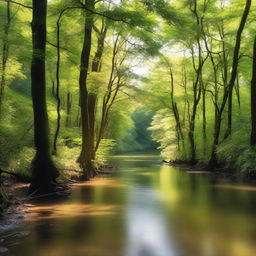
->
xmin=1 ymin=154 xmax=256 ymax=256
xmin=25 ymin=204 xmax=119 ymax=220
xmin=125 ymin=188 xmax=175 ymax=256
xmin=213 ymin=184 xmax=256 ymax=191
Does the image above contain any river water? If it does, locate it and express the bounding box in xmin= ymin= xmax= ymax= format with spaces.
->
xmin=1 ymin=154 xmax=256 ymax=256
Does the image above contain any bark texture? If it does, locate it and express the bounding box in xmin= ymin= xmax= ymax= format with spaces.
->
xmin=29 ymin=0 xmax=59 ymax=193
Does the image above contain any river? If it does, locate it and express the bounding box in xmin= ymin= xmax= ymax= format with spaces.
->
xmin=1 ymin=153 xmax=256 ymax=256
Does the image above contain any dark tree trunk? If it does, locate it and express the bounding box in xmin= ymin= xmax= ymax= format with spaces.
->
xmin=0 ymin=1 xmax=10 ymax=112
xmin=202 ymin=86 xmax=206 ymax=141
xmin=251 ymin=35 xmax=256 ymax=145
xmin=51 ymin=79 xmax=56 ymax=98
xmin=76 ymin=95 xmax=82 ymax=127
xmin=224 ymin=87 xmax=233 ymax=139
xmin=87 ymin=93 xmax=97 ymax=162
xmin=53 ymin=15 xmax=62 ymax=155
xmin=29 ymin=0 xmax=59 ymax=194
xmin=189 ymin=113 xmax=197 ymax=165
xmin=77 ymin=0 xmax=96 ymax=180
xmin=235 ymin=76 xmax=241 ymax=108
xmin=66 ymin=91 xmax=72 ymax=127
xmin=201 ymin=74 xmax=207 ymax=153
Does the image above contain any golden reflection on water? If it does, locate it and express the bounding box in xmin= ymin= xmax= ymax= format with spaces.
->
xmin=158 ymin=166 xmax=179 ymax=203
xmin=72 ymin=178 xmax=127 ymax=187
xmin=25 ymin=204 xmax=119 ymax=220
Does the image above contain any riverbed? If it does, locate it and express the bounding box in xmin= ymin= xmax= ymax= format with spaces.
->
xmin=1 ymin=154 xmax=256 ymax=256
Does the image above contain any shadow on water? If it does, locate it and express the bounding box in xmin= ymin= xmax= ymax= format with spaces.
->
xmin=1 ymin=153 xmax=256 ymax=256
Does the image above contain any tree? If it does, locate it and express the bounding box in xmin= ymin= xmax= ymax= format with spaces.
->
xmin=77 ymin=0 xmax=96 ymax=179
xmin=0 ymin=1 xmax=10 ymax=111
xmin=161 ymin=57 xmax=185 ymax=155
xmin=208 ymin=0 xmax=251 ymax=167
xmin=251 ymin=34 xmax=256 ymax=145
xmin=87 ymin=17 xmax=108 ymax=161
xmin=29 ymin=0 xmax=59 ymax=193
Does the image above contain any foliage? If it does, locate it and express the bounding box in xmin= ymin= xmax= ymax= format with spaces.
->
xmin=0 ymin=0 xmax=256 ymax=180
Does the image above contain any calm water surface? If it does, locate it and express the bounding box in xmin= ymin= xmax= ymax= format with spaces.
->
xmin=1 ymin=154 xmax=256 ymax=256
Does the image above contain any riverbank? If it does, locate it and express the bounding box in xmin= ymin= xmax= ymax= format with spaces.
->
xmin=0 ymin=164 xmax=116 ymax=219
xmin=163 ymin=159 xmax=256 ymax=184
xmin=0 ymin=165 xmax=117 ymax=254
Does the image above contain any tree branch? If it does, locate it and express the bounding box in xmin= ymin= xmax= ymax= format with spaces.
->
xmin=0 ymin=0 xmax=32 ymax=9
xmin=46 ymin=40 xmax=72 ymax=53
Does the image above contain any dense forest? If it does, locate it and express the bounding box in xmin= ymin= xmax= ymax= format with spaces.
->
xmin=0 ymin=0 xmax=256 ymax=203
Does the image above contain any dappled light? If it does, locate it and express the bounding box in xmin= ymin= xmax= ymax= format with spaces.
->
xmin=1 ymin=0 xmax=256 ymax=255
xmin=71 ymin=178 xmax=128 ymax=188
xmin=25 ymin=204 xmax=120 ymax=220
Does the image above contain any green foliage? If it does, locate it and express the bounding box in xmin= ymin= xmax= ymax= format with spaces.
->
xmin=96 ymin=139 xmax=116 ymax=165
xmin=54 ymin=138 xmax=115 ymax=170
xmin=149 ymin=109 xmax=178 ymax=160
xmin=0 ymin=0 xmax=256 ymax=179
xmin=0 ymin=89 xmax=33 ymax=170
xmin=216 ymin=88 xmax=256 ymax=174
xmin=8 ymin=147 xmax=35 ymax=178
xmin=116 ymin=108 xmax=159 ymax=153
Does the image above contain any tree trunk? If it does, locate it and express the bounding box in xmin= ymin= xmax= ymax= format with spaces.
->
xmin=166 ymin=62 xmax=185 ymax=156
xmin=77 ymin=0 xmax=96 ymax=180
xmin=66 ymin=91 xmax=72 ymax=127
xmin=94 ymin=35 xmax=122 ymax=154
xmin=224 ymin=87 xmax=233 ymax=139
xmin=187 ymin=0 xmax=207 ymax=165
xmin=53 ymin=16 xmax=62 ymax=155
xmin=235 ymin=76 xmax=241 ymax=108
xmin=89 ymin=22 xmax=107 ymax=160
xmin=188 ymin=121 xmax=197 ymax=165
xmin=0 ymin=1 xmax=10 ymax=112
xmin=202 ymin=87 xmax=206 ymax=141
xmin=51 ymin=79 xmax=56 ymax=98
xmin=87 ymin=93 xmax=97 ymax=161
xmin=251 ymin=35 xmax=256 ymax=145
xmin=29 ymin=0 xmax=59 ymax=194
